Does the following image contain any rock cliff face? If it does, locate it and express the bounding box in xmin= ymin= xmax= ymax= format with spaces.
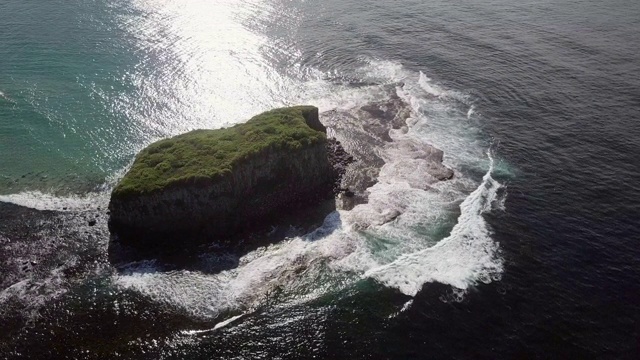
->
xmin=108 ymin=106 xmax=339 ymax=248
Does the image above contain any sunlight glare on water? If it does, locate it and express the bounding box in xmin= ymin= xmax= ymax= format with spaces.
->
xmin=121 ymin=0 xmax=292 ymax=140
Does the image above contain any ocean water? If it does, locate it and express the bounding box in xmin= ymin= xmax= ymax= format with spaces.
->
xmin=1 ymin=0 xmax=639 ymax=358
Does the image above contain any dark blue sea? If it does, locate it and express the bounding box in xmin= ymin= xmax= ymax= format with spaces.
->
xmin=1 ymin=0 xmax=639 ymax=358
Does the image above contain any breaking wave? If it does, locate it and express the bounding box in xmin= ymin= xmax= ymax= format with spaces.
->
xmin=0 ymin=191 xmax=108 ymax=212
xmin=364 ymin=151 xmax=503 ymax=295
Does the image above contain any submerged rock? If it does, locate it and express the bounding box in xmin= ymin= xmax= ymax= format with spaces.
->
xmin=108 ymin=106 xmax=344 ymax=250
xmin=324 ymin=87 xmax=454 ymax=213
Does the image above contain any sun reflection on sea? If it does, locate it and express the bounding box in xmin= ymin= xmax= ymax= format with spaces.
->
xmin=118 ymin=0 xmax=294 ymax=141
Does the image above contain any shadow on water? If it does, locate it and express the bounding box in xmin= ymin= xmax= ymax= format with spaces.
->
xmin=0 ymin=200 xmax=112 ymax=352
xmin=107 ymin=198 xmax=339 ymax=274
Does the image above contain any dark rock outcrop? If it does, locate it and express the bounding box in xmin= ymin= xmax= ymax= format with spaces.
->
xmin=108 ymin=106 xmax=346 ymax=250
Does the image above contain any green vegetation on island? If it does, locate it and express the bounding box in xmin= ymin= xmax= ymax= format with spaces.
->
xmin=112 ymin=106 xmax=325 ymax=198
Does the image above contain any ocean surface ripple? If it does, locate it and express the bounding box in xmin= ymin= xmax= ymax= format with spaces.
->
xmin=1 ymin=0 xmax=639 ymax=358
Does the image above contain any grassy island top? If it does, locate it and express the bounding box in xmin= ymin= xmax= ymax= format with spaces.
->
xmin=112 ymin=106 xmax=325 ymax=198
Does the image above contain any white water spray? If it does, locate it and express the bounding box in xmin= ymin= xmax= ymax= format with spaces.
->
xmin=364 ymin=151 xmax=503 ymax=295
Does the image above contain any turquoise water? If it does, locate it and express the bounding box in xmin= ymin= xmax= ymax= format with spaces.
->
xmin=0 ymin=0 xmax=147 ymax=194
xmin=1 ymin=0 xmax=323 ymax=196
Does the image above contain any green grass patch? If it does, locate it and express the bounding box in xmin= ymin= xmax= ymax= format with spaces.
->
xmin=112 ymin=106 xmax=325 ymax=198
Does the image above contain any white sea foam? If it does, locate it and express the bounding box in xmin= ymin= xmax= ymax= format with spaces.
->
xmin=212 ymin=313 xmax=245 ymax=330
xmin=418 ymin=71 xmax=445 ymax=98
xmin=467 ymin=105 xmax=476 ymax=119
xmin=0 ymin=190 xmax=109 ymax=211
xmin=363 ymin=152 xmax=503 ymax=295
xmin=179 ymin=313 xmax=246 ymax=335
xmin=114 ymin=230 xmax=354 ymax=319
xmin=418 ymin=71 xmax=472 ymax=105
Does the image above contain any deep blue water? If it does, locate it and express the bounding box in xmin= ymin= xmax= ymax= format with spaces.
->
xmin=1 ymin=0 xmax=639 ymax=358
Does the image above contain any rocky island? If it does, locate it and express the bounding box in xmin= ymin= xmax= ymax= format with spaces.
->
xmin=108 ymin=106 xmax=347 ymax=250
